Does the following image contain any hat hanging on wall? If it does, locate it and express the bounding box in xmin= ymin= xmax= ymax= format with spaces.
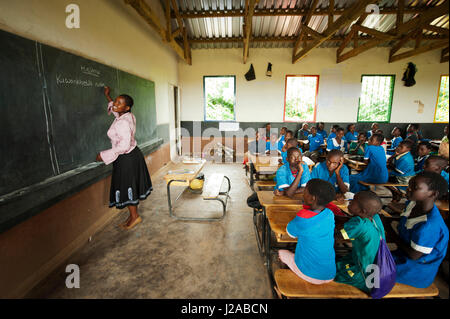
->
xmin=245 ymin=64 xmax=256 ymax=81
xmin=402 ymin=62 xmax=417 ymax=87
xmin=266 ymin=63 xmax=272 ymax=77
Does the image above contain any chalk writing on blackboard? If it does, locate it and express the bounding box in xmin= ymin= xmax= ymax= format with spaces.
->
xmin=81 ymin=65 xmax=100 ymax=77
xmin=56 ymin=74 xmax=104 ymax=87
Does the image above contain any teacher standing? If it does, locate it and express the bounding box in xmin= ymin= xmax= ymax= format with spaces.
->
xmin=96 ymin=86 xmax=152 ymax=230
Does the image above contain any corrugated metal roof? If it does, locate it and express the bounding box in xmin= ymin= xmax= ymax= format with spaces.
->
xmin=168 ymin=0 xmax=449 ymax=49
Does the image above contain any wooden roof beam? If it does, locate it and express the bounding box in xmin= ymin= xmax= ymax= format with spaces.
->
xmin=188 ymin=34 xmax=447 ymax=44
xmin=337 ymin=0 xmax=449 ymax=64
xmin=294 ymin=0 xmax=320 ymax=52
xmin=170 ymin=0 xmax=191 ymax=65
xmin=389 ymin=40 xmax=449 ymax=62
xmin=174 ymin=6 xmax=429 ymax=19
xmin=293 ymin=0 xmax=378 ymax=64
xmin=243 ymin=0 xmax=259 ymax=64
xmin=124 ymin=0 xmax=190 ymax=64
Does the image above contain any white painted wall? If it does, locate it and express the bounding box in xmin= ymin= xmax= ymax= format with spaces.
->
xmin=0 ymin=0 xmax=179 ymax=138
xmin=179 ymin=47 xmax=448 ymax=123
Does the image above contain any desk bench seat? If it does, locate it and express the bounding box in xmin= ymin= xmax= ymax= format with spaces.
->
xmin=274 ymin=269 xmax=439 ymax=299
xmin=254 ymin=180 xmax=276 ymax=191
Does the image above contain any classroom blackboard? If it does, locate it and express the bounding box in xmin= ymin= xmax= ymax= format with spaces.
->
xmin=0 ymin=29 xmax=162 ymax=232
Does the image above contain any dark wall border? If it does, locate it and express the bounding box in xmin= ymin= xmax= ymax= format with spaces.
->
xmin=181 ymin=121 xmax=448 ymax=140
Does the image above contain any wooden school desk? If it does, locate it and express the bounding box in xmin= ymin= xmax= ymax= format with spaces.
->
xmin=343 ymin=154 xmax=367 ymax=172
xmin=164 ymin=159 xmax=206 ymax=219
xmin=248 ymin=154 xmax=282 ymax=187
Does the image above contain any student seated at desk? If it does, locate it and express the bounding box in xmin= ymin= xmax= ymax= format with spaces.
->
xmin=311 ymin=150 xmax=350 ymax=198
xmin=387 ymin=127 xmax=403 ymax=156
xmin=385 ymin=172 xmax=449 ymax=289
xmin=248 ymin=131 xmax=267 ymax=155
xmin=345 ymin=124 xmax=358 ymax=142
xmin=316 ymin=122 xmax=328 ymax=140
xmin=266 ymin=132 xmax=280 ymax=155
xmin=326 ymin=127 xmax=347 ymax=153
xmin=327 ymin=124 xmax=340 ymax=141
xmin=366 ymin=123 xmax=379 ymax=139
xmin=278 ymin=179 xmax=337 ymax=284
xmin=279 ymin=138 xmax=301 ymax=165
xmin=415 ymin=141 xmax=432 ymax=172
xmin=422 ymin=156 xmax=449 ymax=186
xmin=348 ymin=132 xmax=368 ymax=156
xmin=281 ymin=130 xmax=294 ymax=151
xmin=406 ymin=123 xmax=419 ymax=156
xmin=334 ymin=191 xmax=388 ymax=294
xmin=297 ymin=122 xmax=310 ymax=141
xmin=387 ymin=139 xmax=415 ymax=185
xmin=277 ymin=126 xmax=288 ymax=151
xmin=303 ymin=126 xmax=325 ymax=163
xmin=349 ymin=133 xmax=389 ymax=193
xmin=274 ymin=147 xmax=311 ymax=198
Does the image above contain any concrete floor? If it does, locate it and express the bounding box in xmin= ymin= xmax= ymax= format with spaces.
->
xmin=26 ymin=162 xmax=449 ymax=299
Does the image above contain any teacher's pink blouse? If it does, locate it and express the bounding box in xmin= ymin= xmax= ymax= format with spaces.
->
xmin=100 ymin=101 xmax=137 ymax=165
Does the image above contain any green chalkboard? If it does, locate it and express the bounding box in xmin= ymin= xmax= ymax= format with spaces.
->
xmin=0 ymin=28 xmax=158 ymax=197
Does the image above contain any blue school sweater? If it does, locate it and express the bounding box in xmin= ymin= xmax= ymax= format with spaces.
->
xmin=393 ymin=201 xmax=449 ymax=288
xmin=311 ymin=161 xmax=350 ymax=192
xmin=390 ymin=151 xmax=415 ymax=177
xmin=287 ymin=208 xmax=336 ymax=280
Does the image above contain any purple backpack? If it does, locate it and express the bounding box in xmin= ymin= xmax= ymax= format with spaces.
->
xmin=370 ymin=221 xmax=397 ymax=299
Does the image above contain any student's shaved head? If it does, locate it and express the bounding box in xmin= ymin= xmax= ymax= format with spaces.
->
xmin=426 ymin=155 xmax=448 ymax=169
xmin=286 ymin=138 xmax=298 ymax=147
xmin=355 ymin=191 xmax=382 ymax=216
xmin=287 ymin=146 xmax=301 ymax=158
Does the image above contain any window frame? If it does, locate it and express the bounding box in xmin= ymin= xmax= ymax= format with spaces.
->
xmin=283 ymin=74 xmax=320 ymax=123
xmin=357 ymin=74 xmax=395 ymax=123
xmin=203 ymin=75 xmax=237 ymax=122
xmin=433 ymin=74 xmax=449 ymax=123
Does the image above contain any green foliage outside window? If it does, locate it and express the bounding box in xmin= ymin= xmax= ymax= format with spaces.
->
xmin=435 ymin=75 xmax=449 ymax=123
xmin=204 ymin=76 xmax=235 ymax=121
xmin=357 ymin=75 xmax=394 ymax=122
xmin=284 ymin=76 xmax=318 ymax=122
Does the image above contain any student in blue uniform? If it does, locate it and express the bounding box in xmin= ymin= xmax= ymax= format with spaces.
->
xmin=274 ymin=147 xmax=311 ymax=198
xmin=385 ymin=172 xmax=449 ymax=288
xmin=278 ymin=179 xmax=336 ymax=284
xmin=387 ymin=139 xmax=416 ymax=202
xmin=422 ymin=156 xmax=449 ymax=185
xmin=406 ymin=123 xmax=419 ymax=156
xmin=316 ymin=122 xmax=328 ymax=140
xmin=311 ymin=150 xmax=350 ymax=197
xmin=415 ymin=141 xmax=432 ymax=172
xmin=349 ymin=133 xmax=389 ymax=193
xmin=303 ymin=126 xmax=325 ymax=163
xmin=345 ymin=124 xmax=358 ymax=142
xmin=387 ymin=127 xmax=403 ymax=156
xmin=327 ymin=124 xmax=340 ymax=141
xmin=248 ymin=130 xmax=266 ymax=155
xmin=297 ymin=122 xmax=310 ymax=141
xmin=281 ymin=130 xmax=294 ymax=151
xmin=279 ymin=138 xmax=301 ymax=164
xmin=387 ymin=140 xmax=416 ymax=184
xmin=277 ymin=126 xmax=288 ymax=151
xmin=326 ymin=127 xmax=347 ymax=153
xmin=366 ymin=123 xmax=379 ymax=139
xmin=266 ymin=132 xmax=280 ymax=154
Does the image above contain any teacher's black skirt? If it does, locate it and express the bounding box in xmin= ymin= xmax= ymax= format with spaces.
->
xmin=109 ymin=146 xmax=153 ymax=209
